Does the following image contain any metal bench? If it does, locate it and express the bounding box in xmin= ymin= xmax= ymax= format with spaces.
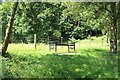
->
xmin=49 ymin=41 xmax=75 ymax=53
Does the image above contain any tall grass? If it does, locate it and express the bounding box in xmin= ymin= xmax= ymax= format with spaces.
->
xmin=1 ymin=36 xmax=119 ymax=78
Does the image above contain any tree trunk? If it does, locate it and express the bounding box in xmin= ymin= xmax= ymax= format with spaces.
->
xmin=106 ymin=27 xmax=109 ymax=46
xmin=110 ymin=2 xmax=117 ymax=54
xmin=117 ymin=2 xmax=120 ymax=52
xmin=118 ymin=18 xmax=120 ymax=51
xmin=1 ymin=2 xmax=18 ymax=56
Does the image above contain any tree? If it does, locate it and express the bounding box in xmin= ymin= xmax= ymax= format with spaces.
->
xmin=63 ymin=2 xmax=120 ymax=53
xmin=109 ymin=3 xmax=116 ymax=53
xmin=2 ymin=2 xmax=18 ymax=56
xmin=1 ymin=2 xmax=119 ymax=54
xmin=0 ymin=3 xmax=2 ymax=43
xmin=1 ymin=2 xmax=12 ymax=43
xmin=117 ymin=2 xmax=120 ymax=52
xmin=11 ymin=2 xmax=64 ymax=43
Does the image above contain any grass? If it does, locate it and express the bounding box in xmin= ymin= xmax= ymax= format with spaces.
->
xmin=0 ymin=36 xmax=119 ymax=78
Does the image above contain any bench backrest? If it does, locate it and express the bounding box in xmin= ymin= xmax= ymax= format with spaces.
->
xmin=49 ymin=41 xmax=56 ymax=46
xmin=69 ymin=42 xmax=75 ymax=45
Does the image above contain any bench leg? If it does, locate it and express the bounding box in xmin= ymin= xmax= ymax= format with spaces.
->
xmin=55 ymin=45 xmax=57 ymax=53
xmin=74 ymin=45 xmax=75 ymax=52
xmin=49 ymin=46 xmax=50 ymax=51
xmin=68 ymin=45 xmax=69 ymax=52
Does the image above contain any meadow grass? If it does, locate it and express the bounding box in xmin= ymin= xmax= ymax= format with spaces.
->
xmin=1 ymin=36 xmax=119 ymax=78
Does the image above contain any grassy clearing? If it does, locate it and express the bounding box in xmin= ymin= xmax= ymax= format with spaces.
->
xmin=1 ymin=36 xmax=119 ymax=78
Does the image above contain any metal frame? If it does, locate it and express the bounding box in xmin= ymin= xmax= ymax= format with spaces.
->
xmin=49 ymin=41 xmax=75 ymax=53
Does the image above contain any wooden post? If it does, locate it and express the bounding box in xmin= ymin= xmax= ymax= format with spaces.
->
xmin=68 ymin=45 xmax=69 ymax=52
xmin=106 ymin=32 xmax=109 ymax=46
xmin=55 ymin=43 xmax=57 ymax=53
xmin=74 ymin=43 xmax=75 ymax=52
xmin=61 ymin=37 xmax=63 ymax=44
xmin=89 ymin=35 xmax=91 ymax=47
xmin=61 ymin=37 xmax=63 ymax=48
xmin=34 ymin=34 xmax=36 ymax=49
xmin=79 ymin=39 xmax=80 ymax=47
xmin=48 ymin=36 xmax=50 ymax=51
xmin=48 ymin=36 xmax=49 ymax=44
xmin=102 ymin=38 xmax=103 ymax=46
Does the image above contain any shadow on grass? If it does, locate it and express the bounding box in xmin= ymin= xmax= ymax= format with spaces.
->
xmin=2 ymin=48 xmax=118 ymax=78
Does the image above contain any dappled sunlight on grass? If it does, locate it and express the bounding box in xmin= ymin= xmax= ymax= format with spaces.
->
xmin=2 ymin=48 xmax=118 ymax=78
xmin=1 ymin=38 xmax=119 ymax=78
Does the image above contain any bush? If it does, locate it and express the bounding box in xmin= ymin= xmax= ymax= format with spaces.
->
xmin=69 ymin=37 xmax=78 ymax=43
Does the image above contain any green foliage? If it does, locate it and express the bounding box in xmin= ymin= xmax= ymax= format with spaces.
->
xmin=69 ymin=37 xmax=78 ymax=43
xmin=117 ymin=17 xmax=120 ymax=51
xmin=53 ymin=30 xmax=61 ymax=38
xmin=1 ymin=2 xmax=119 ymax=78
xmin=1 ymin=2 xmax=12 ymax=43
xmin=0 ymin=3 xmax=2 ymax=43
xmin=1 ymin=2 xmax=102 ymax=43
xmin=87 ymin=35 xmax=94 ymax=40
xmin=1 ymin=2 xmax=119 ymax=44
